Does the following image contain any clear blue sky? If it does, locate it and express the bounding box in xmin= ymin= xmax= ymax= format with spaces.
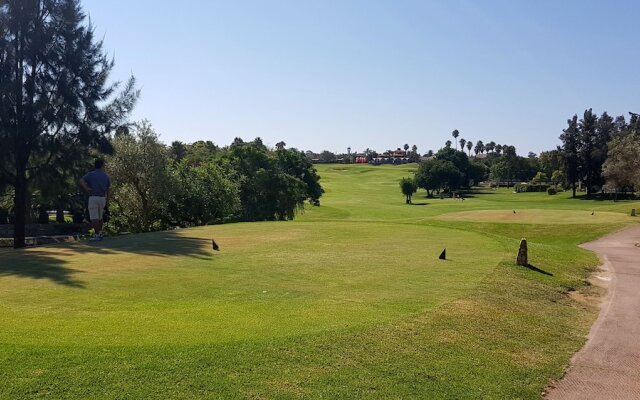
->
xmin=83 ymin=0 xmax=640 ymax=155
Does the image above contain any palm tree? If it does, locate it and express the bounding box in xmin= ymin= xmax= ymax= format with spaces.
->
xmin=452 ymin=129 xmax=460 ymax=150
xmin=411 ymin=144 xmax=418 ymax=154
xmin=445 ymin=140 xmax=452 ymax=148
xmin=474 ymin=140 xmax=484 ymax=156
xmin=466 ymin=140 xmax=473 ymax=156
xmin=459 ymin=138 xmax=466 ymax=153
xmin=275 ymin=141 xmax=286 ymax=150
xmin=404 ymin=144 xmax=409 ymax=152
xmin=495 ymin=144 xmax=503 ymax=155
xmin=486 ymin=141 xmax=496 ymax=153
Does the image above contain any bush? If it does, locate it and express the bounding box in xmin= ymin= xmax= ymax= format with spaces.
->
xmin=0 ymin=208 xmax=8 ymax=224
xmin=547 ymin=187 xmax=557 ymax=195
xmin=515 ymin=182 xmax=550 ymax=193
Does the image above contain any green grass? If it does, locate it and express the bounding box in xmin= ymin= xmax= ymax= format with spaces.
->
xmin=1 ymin=164 xmax=639 ymax=399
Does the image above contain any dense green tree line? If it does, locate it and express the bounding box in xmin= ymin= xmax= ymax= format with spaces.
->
xmin=412 ymin=144 xmax=536 ymax=197
xmin=105 ymin=123 xmax=323 ymax=233
xmin=0 ymin=121 xmax=324 ymax=235
xmin=559 ymin=109 xmax=640 ymax=197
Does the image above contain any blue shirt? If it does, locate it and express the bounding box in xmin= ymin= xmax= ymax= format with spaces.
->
xmin=83 ymin=170 xmax=111 ymax=197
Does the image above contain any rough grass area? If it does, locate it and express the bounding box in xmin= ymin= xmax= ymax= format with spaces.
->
xmin=1 ymin=164 xmax=639 ymax=399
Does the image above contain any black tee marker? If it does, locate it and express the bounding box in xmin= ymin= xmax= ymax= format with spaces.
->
xmin=439 ymin=248 xmax=446 ymax=260
xmin=212 ymin=239 xmax=220 ymax=251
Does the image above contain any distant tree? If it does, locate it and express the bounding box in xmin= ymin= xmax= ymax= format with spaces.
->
xmin=183 ymin=140 xmax=218 ymax=165
xmin=459 ymin=138 xmax=467 ymax=153
xmin=0 ymin=0 xmax=138 ymax=247
xmin=408 ymin=145 xmax=420 ymax=162
xmin=276 ymin=141 xmax=286 ymax=151
xmin=593 ymin=112 xmax=615 ymax=190
xmin=528 ymin=152 xmax=537 ymax=158
xmin=466 ymin=140 xmax=473 ymax=155
xmin=532 ymin=172 xmax=548 ymax=183
xmin=404 ymin=143 xmax=409 ymax=152
xmin=468 ymin=161 xmax=489 ymax=185
xmin=560 ymin=115 xmax=580 ymax=197
xmin=415 ymin=158 xmax=464 ymax=195
xmin=320 ymin=150 xmax=336 ymax=163
xmin=503 ymin=145 xmax=517 ymax=158
xmin=426 ymin=150 xmax=434 ymax=157
xmin=551 ymin=170 xmax=566 ymax=187
xmin=445 ymin=140 xmax=452 ymax=148
xmin=495 ymin=144 xmax=503 ymax=155
xmin=452 ymin=129 xmax=460 ymax=150
xmin=170 ymin=141 xmax=188 ymax=162
xmin=602 ymin=132 xmax=640 ymax=192
xmin=539 ymin=149 xmax=564 ymax=178
xmin=400 ymin=177 xmax=417 ymax=204
xmin=578 ymin=109 xmax=598 ymax=195
xmin=415 ymin=147 xmax=472 ymax=194
xmin=486 ymin=141 xmax=496 ymax=153
xmin=489 ymin=158 xmax=513 ymax=187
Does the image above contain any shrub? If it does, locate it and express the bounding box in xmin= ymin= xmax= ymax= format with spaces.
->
xmin=515 ymin=182 xmax=550 ymax=193
xmin=547 ymin=187 xmax=557 ymax=195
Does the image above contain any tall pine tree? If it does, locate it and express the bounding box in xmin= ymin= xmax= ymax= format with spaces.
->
xmin=0 ymin=0 xmax=137 ymax=247
xmin=578 ymin=109 xmax=598 ymax=195
xmin=560 ymin=115 xmax=579 ymax=197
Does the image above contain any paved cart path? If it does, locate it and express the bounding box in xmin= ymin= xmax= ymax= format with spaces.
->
xmin=546 ymin=224 xmax=640 ymax=400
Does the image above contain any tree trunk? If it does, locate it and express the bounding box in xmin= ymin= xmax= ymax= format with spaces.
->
xmin=13 ymin=171 xmax=27 ymax=248
xmin=56 ymin=201 xmax=65 ymax=223
xmin=572 ymin=181 xmax=576 ymax=198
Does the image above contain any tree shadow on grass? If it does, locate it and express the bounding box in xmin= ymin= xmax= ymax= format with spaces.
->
xmin=571 ymin=193 xmax=638 ymax=202
xmin=523 ymin=263 xmax=554 ymax=276
xmin=0 ymin=230 xmax=214 ymax=287
xmin=0 ymin=249 xmax=86 ymax=288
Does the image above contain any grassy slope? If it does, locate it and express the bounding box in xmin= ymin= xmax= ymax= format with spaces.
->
xmin=1 ymin=164 xmax=638 ymax=399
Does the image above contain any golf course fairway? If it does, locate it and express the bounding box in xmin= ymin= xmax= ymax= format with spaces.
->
xmin=1 ymin=164 xmax=639 ymax=399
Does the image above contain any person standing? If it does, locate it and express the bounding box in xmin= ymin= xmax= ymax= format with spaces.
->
xmin=79 ymin=159 xmax=110 ymax=241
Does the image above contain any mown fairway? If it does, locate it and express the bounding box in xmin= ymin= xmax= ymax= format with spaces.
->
xmin=1 ymin=164 xmax=639 ymax=399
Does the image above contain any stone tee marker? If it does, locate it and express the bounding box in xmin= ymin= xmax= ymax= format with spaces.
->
xmin=632 ymin=209 xmax=637 ymax=217
xmin=516 ymin=239 xmax=528 ymax=266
